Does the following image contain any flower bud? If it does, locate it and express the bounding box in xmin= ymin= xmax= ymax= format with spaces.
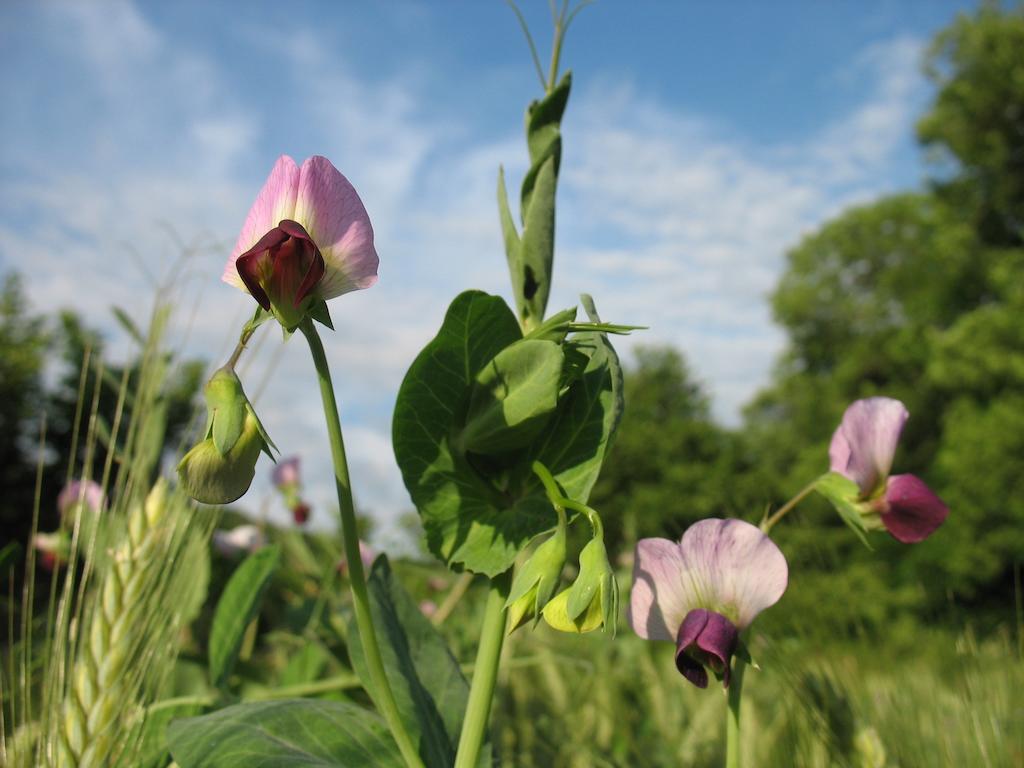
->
xmin=542 ymin=536 xmax=618 ymax=635
xmin=505 ymin=522 xmax=567 ymax=632
xmin=177 ymin=368 xmax=275 ymax=504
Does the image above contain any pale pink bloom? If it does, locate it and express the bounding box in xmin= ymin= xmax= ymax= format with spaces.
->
xmin=829 ymin=397 xmax=948 ymax=543
xmin=419 ymin=600 xmax=438 ymax=618
xmin=271 ymin=456 xmax=301 ymax=489
xmin=337 ymin=540 xmax=376 ymax=576
xmin=57 ymin=479 xmax=104 ymax=519
xmin=223 ymin=155 xmax=378 ymax=326
xmin=630 ymin=519 xmax=787 ymax=689
xmin=212 ymin=524 xmax=267 ymax=556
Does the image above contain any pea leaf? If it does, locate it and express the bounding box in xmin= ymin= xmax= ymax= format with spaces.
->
xmin=347 ymin=556 xmax=480 ymax=768
xmin=393 ymin=291 xmax=623 ymax=576
xmin=208 ymin=545 xmax=280 ymax=688
xmin=167 ymin=699 xmax=402 ymax=767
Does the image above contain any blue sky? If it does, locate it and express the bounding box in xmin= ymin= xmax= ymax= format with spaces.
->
xmin=0 ymin=0 xmax=978 ymax=543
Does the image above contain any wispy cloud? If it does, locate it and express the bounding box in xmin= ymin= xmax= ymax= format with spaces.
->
xmin=0 ymin=1 xmax=928 ymax=542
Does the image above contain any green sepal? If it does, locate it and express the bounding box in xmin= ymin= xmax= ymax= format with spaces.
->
xmin=246 ymin=403 xmax=278 ymax=461
xmin=205 ymin=370 xmax=248 ymax=456
xmin=462 ymin=339 xmax=565 ymax=455
xmin=814 ymin=472 xmax=874 ymax=549
xmin=734 ymin=636 xmax=760 ymax=671
xmin=504 ymin=524 xmax=567 ymax=632
xmin=564 ymin=536 xmax=618 ymax=637
xmin=308 ymin=299 xmax=334 ymax=331
xmin=242 ymin=306 xmax=273 ymax=336
xmin=541 ymin=587 xmax=603 ymax=634
xmin=177 ymin=410 xmax=264 ymax=505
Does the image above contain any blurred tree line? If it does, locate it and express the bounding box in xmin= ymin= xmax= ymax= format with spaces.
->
xmin=1 ymin=3 xmax=1020 ymax=641
xmin=592 ymin=2 xmax=1024 ymax=637
xmin=0 ymin=275 xmax=203 ymax=554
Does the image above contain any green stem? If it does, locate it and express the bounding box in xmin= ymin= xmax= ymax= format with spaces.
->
xmin=299 ymin=319 xmax=424 ymax=768
xmin=760 ymin=480 xmax=817 ymax=534
xmin=454 ymin=572 xmax=511 ymax=768
xmin=726 ymin=657 xmax=746 ymax=768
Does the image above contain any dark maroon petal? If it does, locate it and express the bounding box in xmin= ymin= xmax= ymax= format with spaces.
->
xmin=238 ymin=226 xmax=289 ymax=260
xmin=235 ymin=250 xmax=273 ymax=310
xmin=236 ymin=226 xmax=289 ymax=310
xmin=695 ymin=611 xmax=739 ymax=688
xmin=882 ymin=474 xmax=949 ymax=543
xmin=674 ymin=608 xmax=739 ymax=689
xmin=295 ymin=246 xmax=325 ymax=306
xmin=277 ymin=218 xmax=315 ymax=243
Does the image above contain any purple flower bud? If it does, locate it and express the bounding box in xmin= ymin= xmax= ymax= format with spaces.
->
xmin=675 ymin=608 xmax=739 ymax=689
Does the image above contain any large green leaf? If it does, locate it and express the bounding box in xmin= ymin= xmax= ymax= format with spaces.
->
xmin=167 ymin=699 xmax=403 ymax=767
xmin=530 ymin=294 xmax=624 ymax=502
xmin=208 ymin=545 xmax=280 ymax=688
xmin=462 ymin=338 xmax=564 ymax=454
xmin=347 ymin=556 xmax=480 ymax=768
xmin=393 ymin=291 xmax=623 ymax=575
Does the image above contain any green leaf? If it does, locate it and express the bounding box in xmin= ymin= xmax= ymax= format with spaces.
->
xmin=498 ymin=164 xmax=521 ymax=269
xmin=309 ymin=299 xmax=335 ymax=330
xmin=167 ymin=699 xmax=403 ymax=767
xmin=347 ymin=556 xmax=477 ymax=768
xmin=518 ymin=156 xmax=557 ymax=325
xmin=462 ymin=338 xmax=564 ymax=454
xmin=520 ymin=71 xmax=571 ymax=217
xmin=393 ymin=291 xmax=548 ymax=575
xmin=531 ymin=294 xmax=624 ymax=503
xmin=135 ymin=699 xmax=204 ymax=768
xmin=393 ymin=291 xmax=624 ymax=576
xmin=208 ymin=545 xmax=280 ymax=688
xmin=111 ymin=305 xmax=145 ymax=346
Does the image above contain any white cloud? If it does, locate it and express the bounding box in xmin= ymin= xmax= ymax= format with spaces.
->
xmin=0 ymin=3 xmax=927 ymax=540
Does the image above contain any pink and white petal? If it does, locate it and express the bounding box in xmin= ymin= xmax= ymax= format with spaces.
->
xmin=293 ymin=156 xmax=379 ymax=300
xmin=223 ymin=156 xmax=301 ymax=289
xmin=629 ymin=538 xmax=692 ymax=641
xmin=678 ymin=519 xmax=788 ymax=629
xmin=831 ymin=398 xmax=908 ymax=496
xmin=882 ymin=474 xmax=949 ymax=543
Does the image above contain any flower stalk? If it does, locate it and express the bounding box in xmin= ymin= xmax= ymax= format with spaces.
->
xmin=299 ymin=317 xmax=424 ymax=768
xmin=454 ymin=572 xmax=511 ymax=768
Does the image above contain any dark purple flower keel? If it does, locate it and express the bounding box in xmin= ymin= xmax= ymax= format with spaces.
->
xmin=674 ymin=608 xmax=739 ymax=689
xmin=881 ymin=474 xmax=949 ymax=543
xmin=235 ymin=219 xmax=325 ymax=326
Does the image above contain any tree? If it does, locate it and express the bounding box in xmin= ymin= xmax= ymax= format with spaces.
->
xmin=918 ymin=1 xmax=1024 ymax=247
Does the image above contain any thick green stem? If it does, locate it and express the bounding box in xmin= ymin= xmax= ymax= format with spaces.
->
xmin=726 ymin=657 xmax=746 ymax=768
xmin=761 ymin=480 xmax=817 ymax=534
xmin=300 ymin=319 xmax=424 ymax=768
xmin=454 ymin=572 xmax=511 ymax=768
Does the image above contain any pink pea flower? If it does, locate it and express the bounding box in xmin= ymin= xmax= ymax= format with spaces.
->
xmin=629 ymin=518 xmax=788 ymax=689
xmin=419 ymin=600 xmax=438 ymax=619
xmin=337 ymin=540 xmax=376 ymax=576
xmin=223 ymin=155 xmax=378 ymax=329
xmin=829 ymin=397 xmax=948 ymax=543
xmin=212 ymin=524 xmax=267 ymax=557
xmin=57 ymin=479 xmax=104 ymax=520
xmin=272 ymin=456 xmax=301 ymax=489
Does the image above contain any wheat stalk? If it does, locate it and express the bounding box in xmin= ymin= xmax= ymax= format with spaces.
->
xmin=53 ymin=480 xmax=182 ymax=768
